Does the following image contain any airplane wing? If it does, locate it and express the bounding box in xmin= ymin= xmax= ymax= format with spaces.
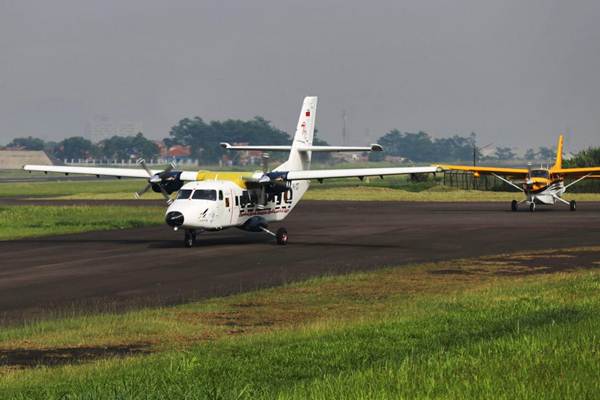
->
xmin=436 ymin=164 xmax=529 ymax=176
xmin=555 ymin=167 xmax=600 ymax=177
xmin=23 ymin=164 xmax=199 ymax=181
xmin=285 ymin=166 xmax=439 ymax=181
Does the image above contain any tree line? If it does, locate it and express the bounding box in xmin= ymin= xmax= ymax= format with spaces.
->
xmin=5 ymin=116 xmax=600 ymax=167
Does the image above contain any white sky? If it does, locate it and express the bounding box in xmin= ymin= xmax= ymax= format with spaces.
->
xmin=1 ymin=0 xmax=599 ymax=152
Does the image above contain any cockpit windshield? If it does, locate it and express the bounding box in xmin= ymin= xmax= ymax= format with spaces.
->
xmin=192 ymin=189 xmax=217 ymax=201
xmin=530 ymin=169 xmax=549 ymax=178
xmin=176 ymin=189 xmax=193 ymax=199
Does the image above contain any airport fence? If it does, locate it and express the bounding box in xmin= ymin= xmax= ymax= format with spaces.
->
xmin=443 ymin=171 xmax=600 ymax=193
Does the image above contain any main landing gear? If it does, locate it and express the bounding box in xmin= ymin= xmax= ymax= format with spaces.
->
xmin=570 ymin=200 xmax=577 ymax=211
xmin=260 ymin=226 xmax=289 ymax=245
xmin=184 ymin=229 xmax=197 ymax=248
xmin=510 ymin=199 xmax=536 ymax=212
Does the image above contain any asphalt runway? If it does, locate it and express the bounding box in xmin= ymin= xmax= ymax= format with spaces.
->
xmin=2 ymin=200 xmax=600 ymax=324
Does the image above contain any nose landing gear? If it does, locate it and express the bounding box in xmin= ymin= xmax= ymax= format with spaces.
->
xmin=184 ymin=229 xmax=197 ymax=248
xmin=260 ymin=226 xmax=289 ymax=245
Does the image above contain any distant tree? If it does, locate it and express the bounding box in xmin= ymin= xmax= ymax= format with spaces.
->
xmin=536 ymin=146 xmax=555 ymax=161
xmin=524 ymin=148 xmax=537 ymax=160
xmin=168 ymin=116 xmax=290 ymax=164
xmin=99 ymin=133 xmax=159 ymax=160
xmin=493 ymin=147 xmax=516 ymax=160
xmin=7 ymin=136 xmax=45 ymax=150
xmin=372 ymin=130 xmax=476 ymax=162
xmin=55 ymin=137 xmax=97 ymax=160
xmin=564 ymin=147 xmax=600 ymax=167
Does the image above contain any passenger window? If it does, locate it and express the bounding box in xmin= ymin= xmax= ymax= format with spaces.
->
xmin=225 ymin=198 xmax=230 ymax=208
xmin=219 ymin=191 xmax=224 ymax=200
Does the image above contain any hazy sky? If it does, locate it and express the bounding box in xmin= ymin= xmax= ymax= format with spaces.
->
xmin=1 ymin=0 xmax=599 ymax=151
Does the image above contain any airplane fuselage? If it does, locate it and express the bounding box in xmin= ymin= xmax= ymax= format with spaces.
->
xmin=164 ymin=179 xmax=308 ymax=231
xmin=524 ymin=173 xmax=565 ymax=205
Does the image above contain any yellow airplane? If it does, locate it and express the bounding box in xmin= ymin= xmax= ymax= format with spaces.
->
xmin=438 ymin=135 xmax=600 ymax=212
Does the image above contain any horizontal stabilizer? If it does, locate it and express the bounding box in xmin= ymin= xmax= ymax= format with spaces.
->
xmin=220 ymin=143 xmax=382 ymax=152
xmin=285 ymin=166 xmax=439 ymax=181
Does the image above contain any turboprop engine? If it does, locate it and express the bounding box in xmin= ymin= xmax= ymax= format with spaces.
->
xmin=134 ymin=159 xmax=184 ymax=204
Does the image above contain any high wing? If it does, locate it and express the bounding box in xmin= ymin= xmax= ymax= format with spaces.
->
xmin=436 ymin=164 xmax=529 ymax=177
xmin=23 ymin=164 xmax=199 ymax=181
xmin=285 ymin=166 xmax=439 ymax=181
xmin=554 ymin=167 xmax=600 ymax=178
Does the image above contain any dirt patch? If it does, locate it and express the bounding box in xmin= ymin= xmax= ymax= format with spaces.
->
xmin=0 ymin=343 xmax=152 ymax=368
xmin=429 ymin=250 xmax=600 ymax=277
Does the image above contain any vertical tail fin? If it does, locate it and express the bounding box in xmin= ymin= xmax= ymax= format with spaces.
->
xmin=553 ymin=134 xmax=564 ymax=170
xmin=281 ymin=96 xmax=317 ymax=172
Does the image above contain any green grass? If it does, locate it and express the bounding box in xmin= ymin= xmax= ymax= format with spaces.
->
xmin=2 ymin=248 xmax=600 ymax=398
xmin=3 ymin=175 xmax=600 ymax=202
xmin=0 ymin=206 xmax=164 ymax=240
xmin=0 ymin=179 xmax=160 ymax=198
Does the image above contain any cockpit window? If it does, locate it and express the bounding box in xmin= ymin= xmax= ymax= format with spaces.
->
xmin=192 ymin=189 xmax=217 ymax=201
xmin=177 ymin=189 xmax=193 ymax=200
xmin=530 ymin=169 xmax=549 ymax=178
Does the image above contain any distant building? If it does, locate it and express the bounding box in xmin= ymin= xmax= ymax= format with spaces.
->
xmin=0 ymin=150 xmax=53 ymax=169
xmin=86 ymin=115 xmax=143 ymax=142
xmin=155 ymin=141 xmax=192 ymax=159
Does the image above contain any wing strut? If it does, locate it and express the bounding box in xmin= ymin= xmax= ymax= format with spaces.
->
xmin=491 ymin=173 xmax=524 ymax=192
xmin=564 ymin=173 xmax=592 ymax=190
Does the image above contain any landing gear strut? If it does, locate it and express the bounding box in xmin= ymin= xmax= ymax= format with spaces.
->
xmin=184 ymin=229 xmax=196 ymax=248
xmin=276 ymin=227 xmax=288 ymax=246
xmin=260 ymin=226 xmax=289 ymax=245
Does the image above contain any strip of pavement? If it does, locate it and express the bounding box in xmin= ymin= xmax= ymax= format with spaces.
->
xmin=1 ymin=200 xmax=599 ymax=324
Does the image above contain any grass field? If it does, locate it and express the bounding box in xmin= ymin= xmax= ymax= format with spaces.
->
xmin=0 ymin=206 xmax=163 ymax=240
xmin=4 ymin=177 xmax=600 ymax=202
xmin=2 ymin=247 xmax=600 ymax=398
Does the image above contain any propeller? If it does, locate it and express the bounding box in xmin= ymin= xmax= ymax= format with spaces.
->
xmin=135 ymin=159 xmax=177 ymax=204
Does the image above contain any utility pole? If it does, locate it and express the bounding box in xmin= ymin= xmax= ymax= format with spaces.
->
xmin=342 ymin=109 xmax=347 ymax=146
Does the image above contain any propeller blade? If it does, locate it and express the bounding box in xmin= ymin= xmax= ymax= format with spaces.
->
xmin=157 ymin=184 xmax=173 ymax=205
xmin=137 ymin=158 xmax=153 ymax=177
xmin=135 ymin=183 xmax=152 ymax=199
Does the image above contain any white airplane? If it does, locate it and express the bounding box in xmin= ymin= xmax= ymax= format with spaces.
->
xmin=25 ymin=96 xmax=437 ymax=247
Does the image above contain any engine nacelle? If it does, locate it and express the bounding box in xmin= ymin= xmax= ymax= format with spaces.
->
xmin=151 ymin=171 xmax=184 ymax=194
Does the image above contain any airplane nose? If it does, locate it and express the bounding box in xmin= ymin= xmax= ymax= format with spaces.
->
xmin=165 ymin=211 xmax=184 ymax=227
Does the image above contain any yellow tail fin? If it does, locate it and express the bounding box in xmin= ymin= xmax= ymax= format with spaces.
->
xmin=552 ymin=135 xmax=564 ymax=170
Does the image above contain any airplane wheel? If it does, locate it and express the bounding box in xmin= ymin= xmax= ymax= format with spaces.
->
xmin=511 ymin=200 xmax=518 ymax=212
xmin=276 ymin=227 xmax=288 ymax=246
xmin=184 ymin=230 xmax=196 ymax=248
xmin=529 ymin=203 xmax=536 ymax=212
xmin=570 ymin=200 xmax=577 ymax=211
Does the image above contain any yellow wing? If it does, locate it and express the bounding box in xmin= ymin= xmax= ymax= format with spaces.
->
xmin=436 ymin=164 xmax=529 ymax=177
xmin=554 ymin=167 xmax=600 ymax=177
